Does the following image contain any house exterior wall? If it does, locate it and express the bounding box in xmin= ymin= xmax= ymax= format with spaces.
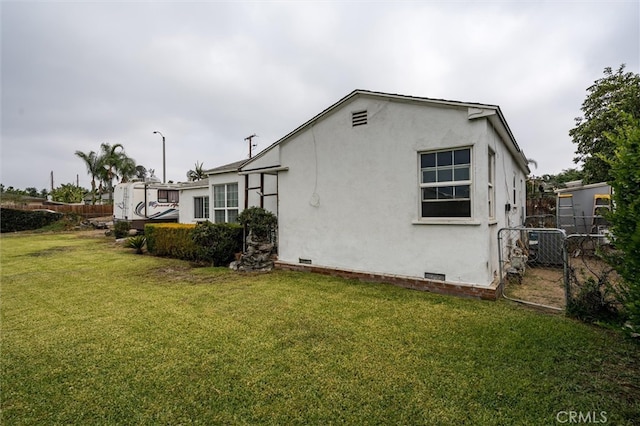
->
xmin=178 ymin=171 xmax=245 ymax=224
xmin=178 ymin=185 xmax=209 ymax=224
xmin=275 ymin=97 xmax=526 ymax=286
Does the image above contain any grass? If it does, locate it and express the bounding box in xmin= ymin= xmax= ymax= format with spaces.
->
xmin=1 ymin=232 xmax=639 ymax=424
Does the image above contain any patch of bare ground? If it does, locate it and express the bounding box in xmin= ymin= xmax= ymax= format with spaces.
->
xmin=504 ymin=254 xmax=623 ymax=310
xmin=152 ymin=264 xmax=253 ymax=286
xmin=505 ymin=266 xmax=565 ymax=309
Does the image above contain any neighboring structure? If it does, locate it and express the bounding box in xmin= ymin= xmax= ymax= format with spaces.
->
xmin=113 ymin=176 xmax=180 ymax=230
xmin=178 ymin=160 xmax=248 ymax=225
xmin=236 ymin=90 xmax=530 ymax=296
xmin=555 ymin=181 xmax=612 ymax=234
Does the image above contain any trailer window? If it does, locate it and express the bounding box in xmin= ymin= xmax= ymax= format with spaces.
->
xmin=158 ymin=190 xmax=179 ymax=203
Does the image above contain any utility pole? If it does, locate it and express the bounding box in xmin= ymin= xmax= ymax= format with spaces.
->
xmin=244 ymin=134 xmax=257 ymax=158
xmin=153 ymin=131 xmax=166 ymax=183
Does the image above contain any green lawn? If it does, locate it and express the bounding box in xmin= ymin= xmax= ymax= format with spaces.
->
xmin=1 ymin=232 xmax=638 ymax=425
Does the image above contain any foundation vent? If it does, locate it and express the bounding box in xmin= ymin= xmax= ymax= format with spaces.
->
xmin=299 ymin=258 xmax=312 ymax=265
xmin=424 ymin=272 xmax=446 ymax=281
xmin=351 ymin=110 xmax=368 ymax=127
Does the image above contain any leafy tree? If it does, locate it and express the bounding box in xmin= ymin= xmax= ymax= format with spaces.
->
xmin=605 ymin=113 xmax=640 ymax=331
xmin=75 ymin=150 xmax=100 ymax=204
xmin=135 ymin=165 xmax=148 ymax=180
xmin=187 ymin=162 xmax=206 ymax=181
xmin=570 ymin=64 xmax=640 ymax=184
xmin=50 ymin=183 xmax=86 ymax=203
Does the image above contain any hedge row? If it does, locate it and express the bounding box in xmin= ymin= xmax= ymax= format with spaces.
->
xmin=144 ymin=222 xmax=243 ymax=266
xmin=0 ymin=208 xmax=63 ymax=233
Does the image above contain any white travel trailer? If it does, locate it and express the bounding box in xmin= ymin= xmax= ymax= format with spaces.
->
xmin=113 ymin=177 xmax=180 ymax=230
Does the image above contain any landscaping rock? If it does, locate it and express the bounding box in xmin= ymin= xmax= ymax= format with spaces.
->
xmin=231 ymin=231 xmax=275 ymax=272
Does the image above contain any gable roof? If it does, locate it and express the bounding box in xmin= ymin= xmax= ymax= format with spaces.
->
xmin=205 ymin=159 xmax=246 ymax=175
xmin=242 ymin=89 xmax=530 ymax=174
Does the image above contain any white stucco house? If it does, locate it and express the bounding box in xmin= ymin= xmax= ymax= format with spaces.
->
xmin=178 ymin=159 xmax=247 ymax=225
xmin=180 ymin=90 xmax=530 ymax=299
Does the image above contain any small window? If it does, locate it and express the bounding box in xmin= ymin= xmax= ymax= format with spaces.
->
xmin=194 ymin=196 xmax=209 ymax=219
xmin=488 ymin=150 xmax=495 ymax=219
xmin=158 ymin=189 xmax=179 ymax=203
xmin=419 ymin=148 xmax=472 ymax=218
xmin=352 ymin=110 xmax=368 ymax=127
xmin=213 ymin=183 xmax=239 ymax=223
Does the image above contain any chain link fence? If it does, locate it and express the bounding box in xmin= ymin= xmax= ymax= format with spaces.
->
xmin=524 ymin=214 xmax=556 ymax=229
xmin=498 ymin=226 xmax=623 ymax=315
xmin=498 ymin=227 xmax=566 ymax=310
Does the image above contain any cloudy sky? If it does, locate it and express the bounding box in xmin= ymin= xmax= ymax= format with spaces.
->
xmin=1 ymin=1 xmax=638 ymax=191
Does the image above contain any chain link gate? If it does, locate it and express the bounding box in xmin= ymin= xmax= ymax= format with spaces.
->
xmin=498 ymin=227 xmax=567 ymax=310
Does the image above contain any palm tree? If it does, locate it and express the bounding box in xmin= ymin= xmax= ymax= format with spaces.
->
xmin=97 ymin=143 xmax=122 ymax=203
xmin=75 ymin=150 xmax=100 ymax=204
xmin=187 ymin=161 xmax=206 ymax=181
xmin=97 ymin=143 xmax=138 ymax=203
xmin=118 ymin=156 xmax=138 ymax=183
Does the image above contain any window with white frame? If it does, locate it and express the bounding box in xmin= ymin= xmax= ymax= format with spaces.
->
xmin=488 ymin=150 xmax=496 ymax=219
xmin=419 ymin=148 xmax=472 ymax=218
xmin=213 ymin=183 xmax=238 ymax=223
xmin=194 ymin=196 xmax=209 ymax=219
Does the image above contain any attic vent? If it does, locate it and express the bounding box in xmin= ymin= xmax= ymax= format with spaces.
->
xmin=351 ymin=110 xmax=368 ymax=127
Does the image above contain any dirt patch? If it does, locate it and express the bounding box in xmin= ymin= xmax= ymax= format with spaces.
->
xmin=27 ymin=246 xmax=75 ymax=257
xmin=152 ymin=265 xmax=241 ymax=286
xmin=504 ymin=254 xmax=622 ymax=310
xmin=505 ymin=266 xmax=565 ymax=308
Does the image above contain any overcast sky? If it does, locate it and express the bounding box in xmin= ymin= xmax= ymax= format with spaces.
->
xmin=1 ymin=1 xmax=638 ymax=191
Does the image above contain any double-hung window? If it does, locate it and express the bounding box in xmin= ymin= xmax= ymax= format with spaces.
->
xmin=488 ymin=150 xmax=496 ymax=219
xmin=194 ymin=196 xmax=209 ymax=220
xmin=213 ymin=183 xmax=239 ymax=223
xmin=420 ymin=148 xmax=472 ymax=218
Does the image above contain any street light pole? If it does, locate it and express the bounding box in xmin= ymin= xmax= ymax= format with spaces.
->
xmin=152 ymin=131 xmax=166 ymax=183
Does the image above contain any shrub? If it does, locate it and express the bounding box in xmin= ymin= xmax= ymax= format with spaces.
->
xmin=567 ymin=274 xmax=620 ymax=324
xmin=191 ymin=222 xmax=243 ymax=266
xmin=114 ymin=221 xmax=131 ymax=239
xmin=145 ymin=223 xmax=199 ymax=261
xmin=605 ymin=113 xmax=640 ymax=331
xmin=0 ymin=208 xmax=63 ymax=233
xmin=125 ymin=235 xmax=146 ymax=255
xmin=238 ymin=207 xmax=277 ymax=241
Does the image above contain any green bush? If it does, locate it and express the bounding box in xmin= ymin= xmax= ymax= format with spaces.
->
xmin=145 ymin=223 xmax=200 ymax=261
xmin=191 ymin=222 xmax=243 ymax=266
xmin=114 ymin=221 xmax=131 ymax=239
xmin=605 ymin=113 xmax=640 ymax=332
xmin=567 ymin=275 xmax=620 ymax=323
xmin=238 ymin=207 xmax=277 ymax=241
xmin=0 ymin=208 xmax=63 ymax=233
